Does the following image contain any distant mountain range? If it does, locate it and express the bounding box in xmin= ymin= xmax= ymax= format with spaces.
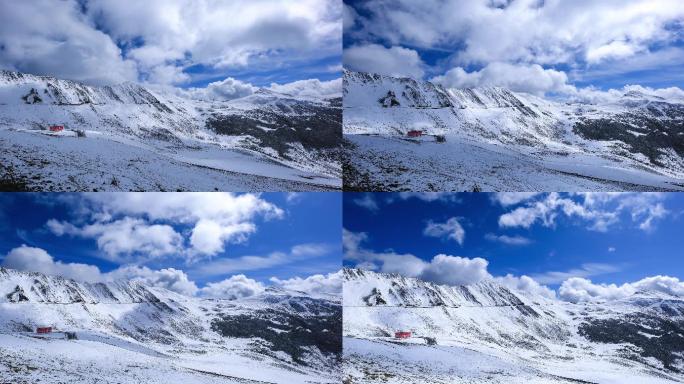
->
xmin=0 ymin=267 xmax=341 ymax=383
xmin=343 ymin=268 xmax=684 ymax=383
xmin=343 ymin=70 xmax=684 ymax=191
xmin=0 ymin=70 xmax=341 ymax=191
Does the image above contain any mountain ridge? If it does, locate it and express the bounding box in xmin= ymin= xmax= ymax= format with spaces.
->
xmin=342 ymin=267 xmax=684 ymax=383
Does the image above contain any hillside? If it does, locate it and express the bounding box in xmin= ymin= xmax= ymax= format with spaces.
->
xmin=342 ymin=70 xmax=684 ymax=191
xmin=0 ymin=267 xmax=341 ymax=383
xmin=343 ymin=268 xmax=684 ymax=383
xmin=0 ymin=70 xmax=341 ymax=191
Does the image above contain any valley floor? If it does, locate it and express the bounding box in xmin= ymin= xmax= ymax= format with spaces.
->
xmin=343 ymin=337 xmax=683 ymax=384
xmin=343 ymin=134 xmax=684 ymax=192
xmin=0 ymin=128 xmax=340 ymax=191
xmin=0 ymin=333 xmax=338 ymax=384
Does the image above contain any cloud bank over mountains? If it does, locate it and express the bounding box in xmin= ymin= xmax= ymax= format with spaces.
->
xmin=344 ymin=192 xmax=682 ymax=303
xmin=0 ymin=193 xmax=341 ymax=300
xmin=0 ymin=0 xmax=342 ymax=98
xmin=344 ymin=0 xmax=684 ymax=99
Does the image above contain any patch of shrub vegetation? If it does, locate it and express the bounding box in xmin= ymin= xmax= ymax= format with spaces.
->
xmin=579 ymin=314 xmax=684 ymax=372
xmin=572 ymin=112 xmax=684 ymax=166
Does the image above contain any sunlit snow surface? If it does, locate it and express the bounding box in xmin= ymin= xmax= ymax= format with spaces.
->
xmin=342 ymin=70 xmax=684 ymax=191
xmin=342 ymin=269 xmax=684 ymax=384
xmin=0 ymin=268 xmax=341 ymax=384
xmin=0 ymin=71 xmax=340 ymax=191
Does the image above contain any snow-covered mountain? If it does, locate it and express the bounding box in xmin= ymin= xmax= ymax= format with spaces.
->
xmin=0 ymin=267 xmax=341 ymax=383
xmin=0 ymin=70 xmax=341 ymax=191
xmin=343 ymin=268 xmax=684 ymax=383
xmin=343 ymin=69 xmax=684 ymax=191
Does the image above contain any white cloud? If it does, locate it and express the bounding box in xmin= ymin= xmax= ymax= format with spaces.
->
xmin=191 ymin=243 xmax=331 ymax=277
xmin=189 ymin=219 xmax=255 ymax=256
xmin=347 ymin=1 xmax=684 ymax=96
xmin=344 ymin=44 xmax=425 ymax=78
xmin=497 ymin=193 xmax=668 ymax=232
xmin=108 ymin=266 xmax=198 ymax=296
xmin=0 ymin=0 xmax=138 ymax=85
xmin=342 ymin=228 xmax=367 ymax=260
xmin=185 ymin=77 xmax=257 ymax=101
xmin=433 ymin=63 xmax=575 ymax=96
xmin=490 ymin=193 xmax=541 ymax=206
xmin=353 ymin=194 xmax=379 ymax=212
xmin=0 ymin=245 xmax=198 ymax=296
xmin=394 ymin=192 xmax=461 ymax=203
xmin=350 ymin=0 xmax=684 ymax=67
xmin=285 ymin=192 xmax=303 ymax=204
xmin=560 ymin=275 xmax=684 ymax=303
xmin=51 ymin=193 xmax=283 ymax=262
xmin=344 ymin=229 xmax=489 ymax=286
xmin=343 ymin=4 xmax=358 ymax=31
xmin=270 ymin=270 xmax=342 ymax=296
xmin=1 ymin=245 xmax=336 ymax=299
xmin=586 ymin=41 xmax=639 ymax=64
xmin=608 ymin=247 xmax=616 ymax=252
xmin=532 ymin=263 xmax=620 ymax=285
xmin=47 ymin=217 xmax=183 ymax=263
xmin=0 ymin=0 xmax=341 ymax=86
xmin=199 ymin=274 xmax=265 ymax=299
xmin=495 ymin=274 xmax=556 ymax=299
xmin=268 ymin=78 xmax=342 ymax=99
xmin=484 ymin=233 xmax=532 ymax=246
xmin=1 ymin=245 xmax=103 ymax=282
xmin=423 ymin=217 xmax=465 ymax=245
xmin=420 ymin=254 xmax=490 ymax=286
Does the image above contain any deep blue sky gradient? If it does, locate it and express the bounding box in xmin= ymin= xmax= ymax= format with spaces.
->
xmin=343 ymin=193 xmax=684 ymax=287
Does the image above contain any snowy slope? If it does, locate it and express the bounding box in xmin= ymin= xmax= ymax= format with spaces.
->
xmin=343 ymin=268 xmax=684 ymax=383
xmin=0 ymin=268 xmax=341 ymax=383
xmin=343 ymin=70 xmax=684 ymax=191
xmin=0 ymin=70 xmax=341 ymax=191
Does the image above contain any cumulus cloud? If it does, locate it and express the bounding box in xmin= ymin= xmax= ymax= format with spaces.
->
xmin=423 ymin=217 xmax=465 ymax=245
xmin=490 ymin=193 xmax=541 ymax=207
xmin=270 ymin=270 xmax=342 ymax=296
xmin=484 ymin=233 xmax=532 ymax=246
xmin=0 ymin=0 xmax=341 ymax=86
xmin=268 ymin=78 xmax=342 ymax=99
xmin=107 ymin=266 xmax=198 ymax=296
xmin=1 ymin=245 xmax=337 ymax=299
xmin=47 ymin=217 xmax=183 ymax=263
xmin=497 ymin=193 xmax=668 ymax=232
xmin=346 ymin=1 xmax=684 ymax=97
xmin=353 ymin=194 xmax=379 ymax=212
xmin=0 ymin=0 xmax=138 ymax=85
xmin=420 ymin=254 xmax=490 ymax=286
xmin=191 ymin=243 xmax=332 ymax=277
xmin=1 ymin=245 xmax=198 ymax=295
xmin=199 ymin=274 xmax=265 ymax=299
xmin=393 ymin=193 xmax=462 ymax=203
xmin=348 ymin=0 xmax=684 ymax=67
xmin=344 ymin=44 xmax=425 ymax=78
xmin=185 ymin=77 xmax=257 ymax=101
xmin=1 ymin=245 xmax=103 ymax=282
xmin=532 ymin=263 xmax=621 ymax=285
xmin=344 ymin=228 xmax=489 ymax=286
xmin=433 ymin=63 xmax=575 ymax=96
xmin=495 ymin=274 xmax=556 ymax=299
xmin=343 ymin=4 xmax=358 ymax=31
xmin=50 ymin=193 xmax=283 ymax=262
xmin=557 ymin=275 xmax=684 ymax=303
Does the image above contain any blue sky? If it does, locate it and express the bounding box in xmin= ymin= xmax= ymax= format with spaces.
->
xmin=343 ymin=0 xmax=684 ymax=97
xmin=0 ymin=193 xmax=341 ymax=297
xmin=0 ymin=1 xmax=342 ymax=92
xmin=343 ymin=193 xmax=684 ymax=300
